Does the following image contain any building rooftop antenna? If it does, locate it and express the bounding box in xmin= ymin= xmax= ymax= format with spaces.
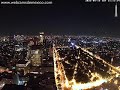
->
xmin=115 ymin=2 xmax=118 ymax=17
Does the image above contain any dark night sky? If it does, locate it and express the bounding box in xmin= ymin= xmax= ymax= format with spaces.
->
xmin=1 ymin=0 xmax=120 ymax=37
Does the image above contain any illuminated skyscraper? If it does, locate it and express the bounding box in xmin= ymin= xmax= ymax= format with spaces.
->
xmin=31 ymin=49 xmax=42 ymax=67
xmin=39 ymin=32 xmax=44 ymax=44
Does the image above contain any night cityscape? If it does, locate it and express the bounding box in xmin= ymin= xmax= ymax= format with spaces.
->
xmin=0 ymin=34 xmax=119 ymax=90
xmin=1 ymin=0 xmax=120 ymax=90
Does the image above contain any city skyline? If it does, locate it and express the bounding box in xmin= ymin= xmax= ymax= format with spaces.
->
xmin=0 ymin=33 xmax=119 ymax=90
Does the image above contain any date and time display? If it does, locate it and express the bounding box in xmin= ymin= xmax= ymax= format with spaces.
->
xmin=85 ymin=0 xmax=120 ymax=2
xmin=85 ymin=0 xmax=119 ymax=17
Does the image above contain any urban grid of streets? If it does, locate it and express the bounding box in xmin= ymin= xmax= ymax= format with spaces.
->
xmin=53 ymin=36 xmax=120 ymax=90
xmin=0 ymin=34 xmax=120 ymax=90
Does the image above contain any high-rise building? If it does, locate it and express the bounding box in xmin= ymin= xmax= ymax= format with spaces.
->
xmin=31 ymin=49 xmax=42 ymax=67
xmin=39 ymin=32 xmax=44 ymax=44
